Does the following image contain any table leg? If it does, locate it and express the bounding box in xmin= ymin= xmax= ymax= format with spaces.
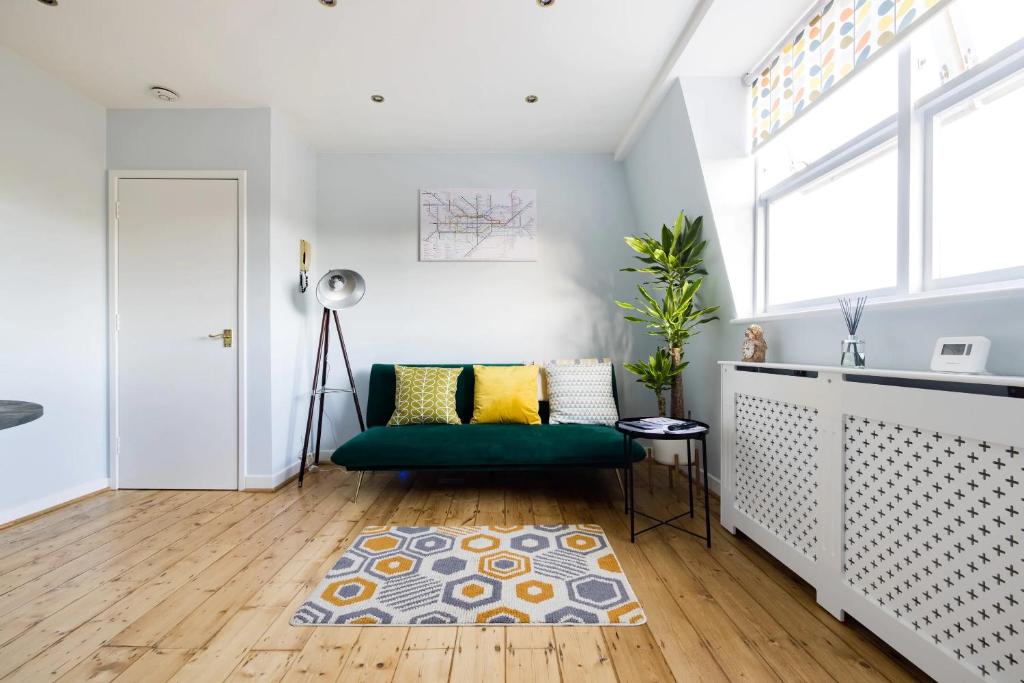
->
xmin=686 ymin=439 xmax=694 ymax=518
xmin=622 ymin=434 xmax=629 ymax=514
xmin=622 ymin=438 xmax=630 ymax=544
xmin=701 ymin=434 xmax=711 ymax=547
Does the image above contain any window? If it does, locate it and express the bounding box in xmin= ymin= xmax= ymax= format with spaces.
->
xmin=767 ymin=141 xmax=899 ymax=307
xmin=928 ymin=72 xmax=1024 ymax=284
xmin=753 ymin=0 xmax=1024 ymax=314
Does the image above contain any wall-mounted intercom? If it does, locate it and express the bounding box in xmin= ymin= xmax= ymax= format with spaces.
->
xmin=299 ymin=239 xmax=311 ymax=292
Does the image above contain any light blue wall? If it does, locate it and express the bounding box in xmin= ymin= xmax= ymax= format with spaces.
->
xmin=315 ymin=153 xmax=644 ymax=448
xmin=622 ymin=79 xmax=1024 ymax=483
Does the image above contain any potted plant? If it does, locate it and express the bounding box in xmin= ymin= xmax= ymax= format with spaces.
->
xmin=617 ymin=211 xmax=719 ymax=419
xmin=623 ymin=348 xmax=683 ymax=418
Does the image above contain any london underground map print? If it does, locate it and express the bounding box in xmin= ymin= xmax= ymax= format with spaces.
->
xmin=420 ymin=188 xmax=537 ymax=261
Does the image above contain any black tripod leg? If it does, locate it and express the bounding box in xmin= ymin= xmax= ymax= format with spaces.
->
xmin=313 ymin=318 xmax=330 ymax=466
xmin=298 ymin=310 xmax=329 ymax=487
xmin=332 ymin=311 xmax=366 ymax=432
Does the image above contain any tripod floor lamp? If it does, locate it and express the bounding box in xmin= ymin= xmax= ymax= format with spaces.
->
xmin=298 ymin=269 xmax=366 ymax=488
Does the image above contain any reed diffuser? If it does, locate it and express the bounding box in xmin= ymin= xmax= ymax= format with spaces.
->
xmin=838 ymin=296 xmax=867 ymax=367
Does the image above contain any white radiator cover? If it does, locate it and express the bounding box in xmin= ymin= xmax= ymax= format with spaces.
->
xmin=719 ymin=362 xmax=1023 ymax=683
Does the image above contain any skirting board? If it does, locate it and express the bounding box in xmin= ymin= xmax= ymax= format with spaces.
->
xmin=0 ymin=477 xmax=111 ymax=528
xmin=244 ymin=460 xmax=302 ymax=491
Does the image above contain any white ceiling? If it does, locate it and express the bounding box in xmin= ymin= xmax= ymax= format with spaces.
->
xmin=0 ymin=0 xmax=708 ymax=153
xmin=675 ymin=0 xmax=815 ymax=77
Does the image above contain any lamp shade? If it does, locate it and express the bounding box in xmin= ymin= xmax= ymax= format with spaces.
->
xmin=315 ymin=269 xmax=365 ymax=310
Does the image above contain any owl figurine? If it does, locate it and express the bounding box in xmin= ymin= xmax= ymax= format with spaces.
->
xmin=741 ymin=324 xmax=767 ymax=363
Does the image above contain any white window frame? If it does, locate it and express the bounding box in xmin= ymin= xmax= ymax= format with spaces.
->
xmin=753 ymin=36 xmax=1024 ymax=318
xmin=920 ymin=38 xmax=1024 ymax=292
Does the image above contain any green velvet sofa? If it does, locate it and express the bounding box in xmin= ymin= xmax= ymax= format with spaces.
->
xmin=330 ymin=363 xmax=646 ymax=473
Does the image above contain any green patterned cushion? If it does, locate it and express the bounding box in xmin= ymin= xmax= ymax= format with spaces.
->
xmin=387 ymin=365 xmax=463 ymax=426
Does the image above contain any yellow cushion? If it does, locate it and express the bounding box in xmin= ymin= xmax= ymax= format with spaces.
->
xmin=470 ymin=365 xmax=541 ymax=425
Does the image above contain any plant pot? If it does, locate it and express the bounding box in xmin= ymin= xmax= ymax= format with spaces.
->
xmin=651 ymin=440 xmax=680 ymax=466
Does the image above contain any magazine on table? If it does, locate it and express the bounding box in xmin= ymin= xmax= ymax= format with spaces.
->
xmin=618 ymin=417 xmax=703 ymax=435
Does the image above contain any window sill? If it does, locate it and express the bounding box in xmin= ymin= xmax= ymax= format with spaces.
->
xmin=731 ymin=280 xmax=1024 ymax=325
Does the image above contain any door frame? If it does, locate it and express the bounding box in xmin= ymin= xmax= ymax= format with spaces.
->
xmin=107 ymin=170 xmax=248 ymax=491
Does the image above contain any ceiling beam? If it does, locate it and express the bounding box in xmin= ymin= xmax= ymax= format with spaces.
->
xmin=613 ymin=0 xmax=714 ymax=162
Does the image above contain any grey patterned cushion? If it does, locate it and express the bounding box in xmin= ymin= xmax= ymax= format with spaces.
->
xmin=545 ymin=363 xmax=619 ymax=426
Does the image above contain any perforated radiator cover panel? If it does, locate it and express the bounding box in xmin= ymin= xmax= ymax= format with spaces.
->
xmin=844 ymin=416 xmax=1023 ymax=681
xmin=734 ymin=393 xmax=819 ymax=561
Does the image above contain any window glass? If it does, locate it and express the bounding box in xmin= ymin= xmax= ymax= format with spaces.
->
xmin=767 ymin=142 xmax=899 ymax=307
xmin=931 ymin=72 xmax=1024 ymax=280
xmin=758 ymin=47 xmax=899 ymax=190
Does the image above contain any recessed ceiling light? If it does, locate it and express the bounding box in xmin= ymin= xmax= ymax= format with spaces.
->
xmin=537 ymin=0 xmax=555 ymax=6
xmin=36 ymin=0 xmax=58 ymax=6
xmin=150 ymin=86 xmax=180 ymax=102
xmin=525 ymin=95 xmax=539 ymax=104
xmin=371 ymin=95 xmax=385 ymax=103
xmin=319 ymin=0 xmax=337 ymax=6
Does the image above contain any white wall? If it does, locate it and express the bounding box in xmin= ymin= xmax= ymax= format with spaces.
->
xmin=0 ymin=47 xmax=109 ymax=523
xmin=268 ymin=112 xmax=318 ymax=486
xmin=315 ymin=153 xmax=642 ymax=448
xmin=106 ymin=108 xmax=276 ymax=483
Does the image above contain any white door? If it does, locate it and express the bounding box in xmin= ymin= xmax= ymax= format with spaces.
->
xmin=115 ymin=177 xmax=239 ymax=489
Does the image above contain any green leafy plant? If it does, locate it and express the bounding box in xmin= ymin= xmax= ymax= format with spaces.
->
xmin=617 ymin=210 xmax=719 ymax=418
xmin=622 ymin=211 xmax=708 ymax=289
xmin=623 ymin=348 xmax=683 ymax=417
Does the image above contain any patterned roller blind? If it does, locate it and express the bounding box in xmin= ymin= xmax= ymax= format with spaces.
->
xmin=751 ymin=0 xmax=950 ymax=150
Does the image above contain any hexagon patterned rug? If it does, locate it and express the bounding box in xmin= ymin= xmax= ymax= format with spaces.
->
xmin=291 ymin=524 xmax=646 ymax=626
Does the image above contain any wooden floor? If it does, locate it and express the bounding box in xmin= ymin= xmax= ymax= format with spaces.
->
xmin=0 ymin=464 xmax=929 ymax=682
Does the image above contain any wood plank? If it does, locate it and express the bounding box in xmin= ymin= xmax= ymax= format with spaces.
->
xmin=449 ymin=626 xmax=505 ymax=683
xmin=334 ymin=628 xmax=407 ymax=682
xmin=602 ymin=627 xmax=677 ymax=683
xmin=168 ymin=608 xmax=283 ymax=682
xmin=55 ymin=645 xmax=146 ymax=682
xmin=0 ymin=491 xmax=159 ymax=560
xmin=554 ymin=627 xmax=617 ymax=683
xmin=506 ymin=644 xmax=560 ymax=682
xmin=0 ymin=491 xmax=195 ymax=579
xmin=279 ymin=628 xmax=359 ymax=683
xmin=392 ymin=648 xmax=455 ymax=683
xmin=111 ymin=648 xmax=194 ymax=683
xmin=226 ymin=650 xmax=295 ymax=682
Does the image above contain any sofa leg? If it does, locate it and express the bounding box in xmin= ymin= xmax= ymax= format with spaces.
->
xmin=614 ymin=469 xmax=625 ymax=498
xmin=353 ymin=471 xmax=364 ymax=502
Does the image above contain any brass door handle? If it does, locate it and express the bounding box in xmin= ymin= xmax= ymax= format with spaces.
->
xmin=208 ymin=329 xmax=233 ymax=347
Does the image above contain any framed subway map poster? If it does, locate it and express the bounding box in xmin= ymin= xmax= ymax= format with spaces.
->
xmin=419 ymin=188 xmax=537 ymax=261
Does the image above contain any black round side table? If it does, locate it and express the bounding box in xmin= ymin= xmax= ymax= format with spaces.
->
xmin=0 ymin=401 xmax=44 ymax=431
xmin=615 ymin=417 xmax=711 ymax=546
